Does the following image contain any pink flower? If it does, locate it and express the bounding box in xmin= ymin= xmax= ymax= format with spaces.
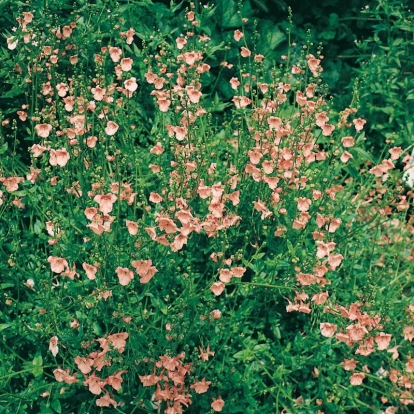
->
xmin=125 ymin=220 xmax=138 ymax=235
xmin=115 ymin=267 xmax=134 ymax=286
xmin=96 ymin=391 xmax=117 ymax=408
xmin=49 ymin=336 xmax=59 ymax=356
xmin=91 ymin=85 xmax=106 ymax=101
xmin=7 ymin=36 xmax=18 ymax=50
xmin=211 ymin=396 xmax=225 ymax=412
xmin=234 ymin=30 xmax=244 ymax=41
xmin=124 ymin=77 xmax=138 ymax=93
xmin=211 ymin=282 xmax=225 ymax=296
xmin=74 ymin=356 xmax=94 ymax=374
xmin=240 ymin=47 xmax=251 ymax=57
xmin=120 ymin=58 xmax=133 ymax=71
xmin=94 ymin=193 xmax=117 ymax=214
xmin=190 ymin=378 xmax=211 ymax=393
xmin=403 ymin=325 xmax=414 ymax=342
xmin=82 ymin=263 xmax=98 ymax=280
xmin=109 ymin=46 xmax=122 ymax=62
xmin=297 ymin=197 xmax=311 ymax=212
xmin=341 ymin=136 xmax=355 ymax=148
xmin=48 ymin=256 xmax=69 ymax=274
xmin=353 ymin=118 xmax=366 ymax=131
xmin=340 ymin=358 xmax=358 ymax=371
xmin=199 ymin=345 xmax=215 ymax=361
xmin=2 ymin=176 xmax=24 ymax=192
xmin=374 ymin=333 xmax=392 ymax=350
xmin=31 ymin=144 xmax=48 ymax=157
xmin=320 ymin=322 xmax=337 ymax=337
xmin=35 ymin=123 xmax=52 ymax=138
xmin=350 ymin=372 xmax=365 ymax=385
xmin=389 ymin=146 xmax=402 ymax=160
xmin=340 ymin=151 xmax=353 ymax=163
xmin=107 ymin=332 xmax=129 ymax=352
xmin=212 ymin=309 xmax=221 ymax=319
xmin=229 ymin=77 xmax=240 ymax=90
xmin=105 ymin=121 xmax=119 ymax=136
xmin=49 ymin=148 xmax=70 ymax=167
xmin=176 ymin=37 xmax=187 ymax=49
xmin=83 ymin=372 xmax=103 ymax=395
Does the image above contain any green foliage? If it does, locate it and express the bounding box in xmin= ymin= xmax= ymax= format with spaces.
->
xmin=0 ymin=1 xmax=413 ymax=413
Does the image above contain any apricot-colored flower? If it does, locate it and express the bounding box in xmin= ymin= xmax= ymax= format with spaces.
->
xmin=48 ymin=256 xmax=69 ymax=274
xmin=176 ymin=37 xmax=187 ymax=49
xmin=389 ymin=146 xmax=402 ymax=160
xmin=82 ymin=263 xmax=98 ymax=280
xmin=107 ymin=332 xmax=128 ymax=352
xmin=297 ymin=197 xmax=311 ymax=212
xmin=234 ymin=29 xmax=243 ymax=41
xmin=157 ymin=217 xmax=178 ymax=234
xmin=115 ymin=267 xmax=134 ymax=286
xmin=230 ymin=77 xmax=240 ymax=90
xmin=191 ymin=377 xmax=211 ymax=394
xmin=35 ymin=123 xmax=52 ymax=138
xmin=2 ymin=176 xmax=24 ymax=192
xmin=96 ymin=391 xmax=117 ymax=408
xmin=120 ymin=57 xmax=133 ymax=71
xmin=231 ymin=267 xmax=246 ymax=278
xmin=124 ymin=77 xmax=138 ymax=93
xmin=139 ymin=373 xmax=159 ymax=386
xmin=341 ymin=136 xmax=355 ymax=147
xmin=350 ymin=372 xmax=365 ymax=385
xmin=353 ymin=118 xmax=366 ymax=131
xmin=199 ymin=345 xmax=215 ymax=361
xmin=74 ymin=356 xmax=94 ymax=374
xmin=83 ymin=372 xmax=102 ymax=395
xmin=403 ymin=325 xmax=414 ymax=342
xmin=94 ymin=193 xmax=117 ymax=214
xmin=340 ymin=151 xmax=353 ymax=163
xmin=340 ymin=358 xmax=358 ymax=371
xmin=109 ymin=46 xmax=122 ymax=62
xmin=49 ymin=148 xmax=70 ymax=167
xmin=232 ymin=96 xmax=252 ymax=108
xmin=105 ymin=121 xmax=119 ymax=136
xmin=240 ymin=47 xmax=251 ymax=57
xmin=7 ymin=36 xmax=18 ymax=50
xmin=91 ymin=85 xmax=106 ymax=101
xmin=312 ymin=291 xmax=329 ymax=305
xmin=125 ymin=220 xmax=138 ymax=235
xmin=49 ymin=336 xmax=59 ymax=356
xmin=322 ymin=124 xmax=335 ymax=136
xmin=211 ymin=282 xmax=225 ymax=296
xmin=374 ymin=332 xmax=392 ymax=350
xmin=320 ymin=323 xmax=337 ymax=337
xmin=211 ymin=396 xmax=225 ymax=412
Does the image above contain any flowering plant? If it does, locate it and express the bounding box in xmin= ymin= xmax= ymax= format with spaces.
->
xmin=0 ymin=2 xmax=413 ymax=413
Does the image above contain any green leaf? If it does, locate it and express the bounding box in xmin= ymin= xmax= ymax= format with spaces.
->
xmin=328 ymin=13 xmax=339 ymax=28
xmin=0 ymin=142 xmax=8 ymax=154
xmin=50 ymin=399 xmax=61 ymax=414
xmin=33 ymin=220 xmax=43 ymax=235
xmin=259 ymin=21 xmax=286 ymax=50
xmin=217 ymin=0 xmax=241 ymax=28
xmin=0 ymin=323 xmax=11 ymax=331
xmin=32 ymin=355 xmax=43 ymax=377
